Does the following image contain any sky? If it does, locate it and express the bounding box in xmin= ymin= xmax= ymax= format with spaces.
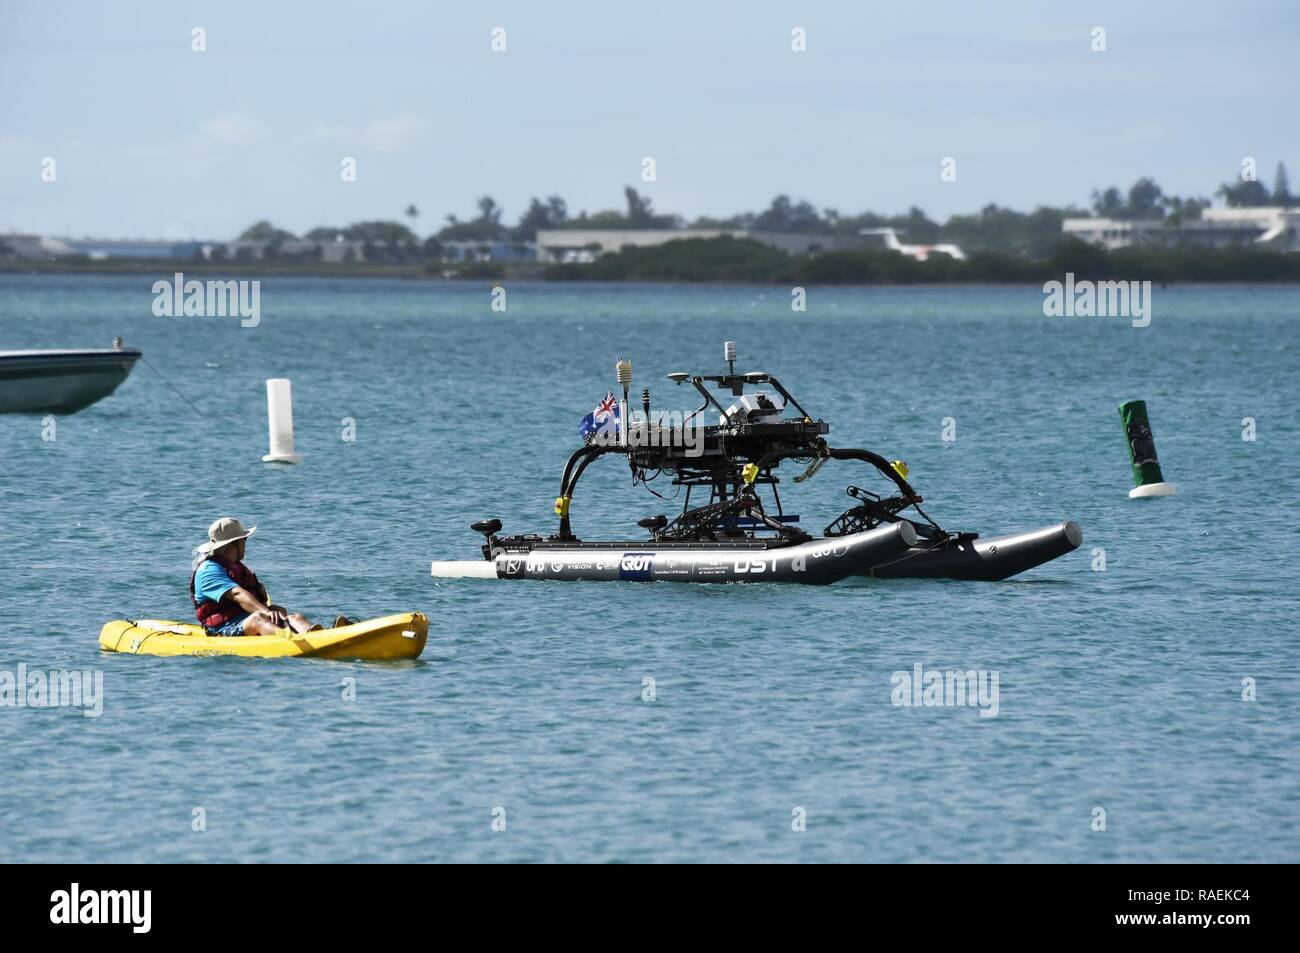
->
xmin=2 ymin=0 xmax=1297 ymax=240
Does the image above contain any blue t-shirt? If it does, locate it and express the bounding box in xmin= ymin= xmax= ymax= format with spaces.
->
xmin=194 ymin=560 xmax=249 ymax=625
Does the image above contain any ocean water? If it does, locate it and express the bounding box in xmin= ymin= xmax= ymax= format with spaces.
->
xmin=0 ymin=273 xmax=1296 ymax=863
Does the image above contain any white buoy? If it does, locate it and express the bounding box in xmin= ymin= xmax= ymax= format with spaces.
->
xmin=262 ymin=378 xmax=303 ymax=464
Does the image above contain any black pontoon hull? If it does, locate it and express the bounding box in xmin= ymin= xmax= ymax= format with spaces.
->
xmin=867 ymin=521 xmax=1082 ymax=581
xmin=433 ymin=521 xmax=918 ymax=585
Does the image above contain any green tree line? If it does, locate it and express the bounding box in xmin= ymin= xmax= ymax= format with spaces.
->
xmin=542 ymin=235 xmax=1300 ymax=284
xmin=237 ymin=160 xmax=1296 ymax=261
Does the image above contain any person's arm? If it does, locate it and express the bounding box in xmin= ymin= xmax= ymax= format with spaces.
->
xmin=227 ymin=586 xmax=287 ymax=625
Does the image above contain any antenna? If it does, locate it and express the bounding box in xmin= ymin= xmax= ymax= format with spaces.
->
xmin=723 ymin=341 xmax=737 ymax=375
xmin=616 ymin=357 xmax=632 ymax=447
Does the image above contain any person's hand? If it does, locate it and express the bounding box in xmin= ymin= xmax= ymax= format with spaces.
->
xmin=260 ymin=607 xmax=289 ymax=627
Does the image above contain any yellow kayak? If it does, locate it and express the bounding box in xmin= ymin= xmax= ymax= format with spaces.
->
xmin=99 ymin=612 xmax=428 ymax=660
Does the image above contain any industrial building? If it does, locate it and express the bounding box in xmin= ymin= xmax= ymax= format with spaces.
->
xmin=1062 ymin=206 xmax=1300 ymax=252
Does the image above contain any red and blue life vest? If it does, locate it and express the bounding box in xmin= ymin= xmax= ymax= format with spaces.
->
xmin=189 ymin=557 xmax=268 ymax=629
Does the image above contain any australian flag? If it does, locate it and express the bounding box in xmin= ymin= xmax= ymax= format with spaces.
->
xmin=580 ymin=390 xmax=621 ymax=441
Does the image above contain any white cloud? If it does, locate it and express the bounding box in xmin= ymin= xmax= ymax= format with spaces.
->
xmin=0 ymin=135 xmax=35 ymax=159
xmin=300 ymin=114 xmax=433 ymax=155
xmin=360 ymin=114 xmax=433 ymax=156
xmin=304 ymin=121 xmax=355 ymax=143
xmin=196 ymin=114 xmax=272 ymax=146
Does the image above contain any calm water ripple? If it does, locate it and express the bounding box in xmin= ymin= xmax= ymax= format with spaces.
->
xmin=0 ymin=275 xmax=1296 ymax=862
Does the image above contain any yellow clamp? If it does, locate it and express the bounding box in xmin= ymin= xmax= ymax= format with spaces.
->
xmin=741 ymin=463 xmax=760 ymax=486
xmin=891 ymin=460 xmax=910 ymax=480
xmin=554 ymin=495 xmax=571 ymax=517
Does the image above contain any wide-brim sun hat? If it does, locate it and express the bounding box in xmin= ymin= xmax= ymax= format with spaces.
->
xmin=198 ymin=517 xmax=257 ymax=555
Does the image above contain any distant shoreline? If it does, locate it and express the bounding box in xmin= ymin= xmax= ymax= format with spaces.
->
xmin=3 ymin=243 xmax=1299 ymax=285
xmin=0 ymin=257 xmax=521 ymax=282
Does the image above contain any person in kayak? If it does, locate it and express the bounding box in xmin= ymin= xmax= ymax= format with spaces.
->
xmin=190 ymin=517 xmax=325 ymax=636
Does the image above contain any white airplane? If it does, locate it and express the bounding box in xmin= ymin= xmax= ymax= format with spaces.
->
xmin=858 ymin=227 xmax=966 ymax=261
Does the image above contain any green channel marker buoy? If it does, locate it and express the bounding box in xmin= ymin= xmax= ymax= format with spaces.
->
xmin=1119 ymin=400 xmax=1176 ymax=498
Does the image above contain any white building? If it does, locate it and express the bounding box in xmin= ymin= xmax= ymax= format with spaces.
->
xmin=0 ymin=234 xmax=79 ymax=259
xmin=536 ymin=228 xmax=729 ymax=263
xmin=535 ymin=228 xmax=855 ymax=263
xmin=222 ymin=238 xmax=367 ymax=262
xmin=272 ymin=239 xmax=367 ymax=263
xmin=1 ymin=235 xmax=222 ymax=259
xmin=1062 ymin=207 xmax=1300 ymax=252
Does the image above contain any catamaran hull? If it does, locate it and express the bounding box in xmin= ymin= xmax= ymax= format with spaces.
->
xmin=433 ymin=521 xmax=918 ymax=585
xmin=867 ymin=521 xmax=1082 ymax=581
